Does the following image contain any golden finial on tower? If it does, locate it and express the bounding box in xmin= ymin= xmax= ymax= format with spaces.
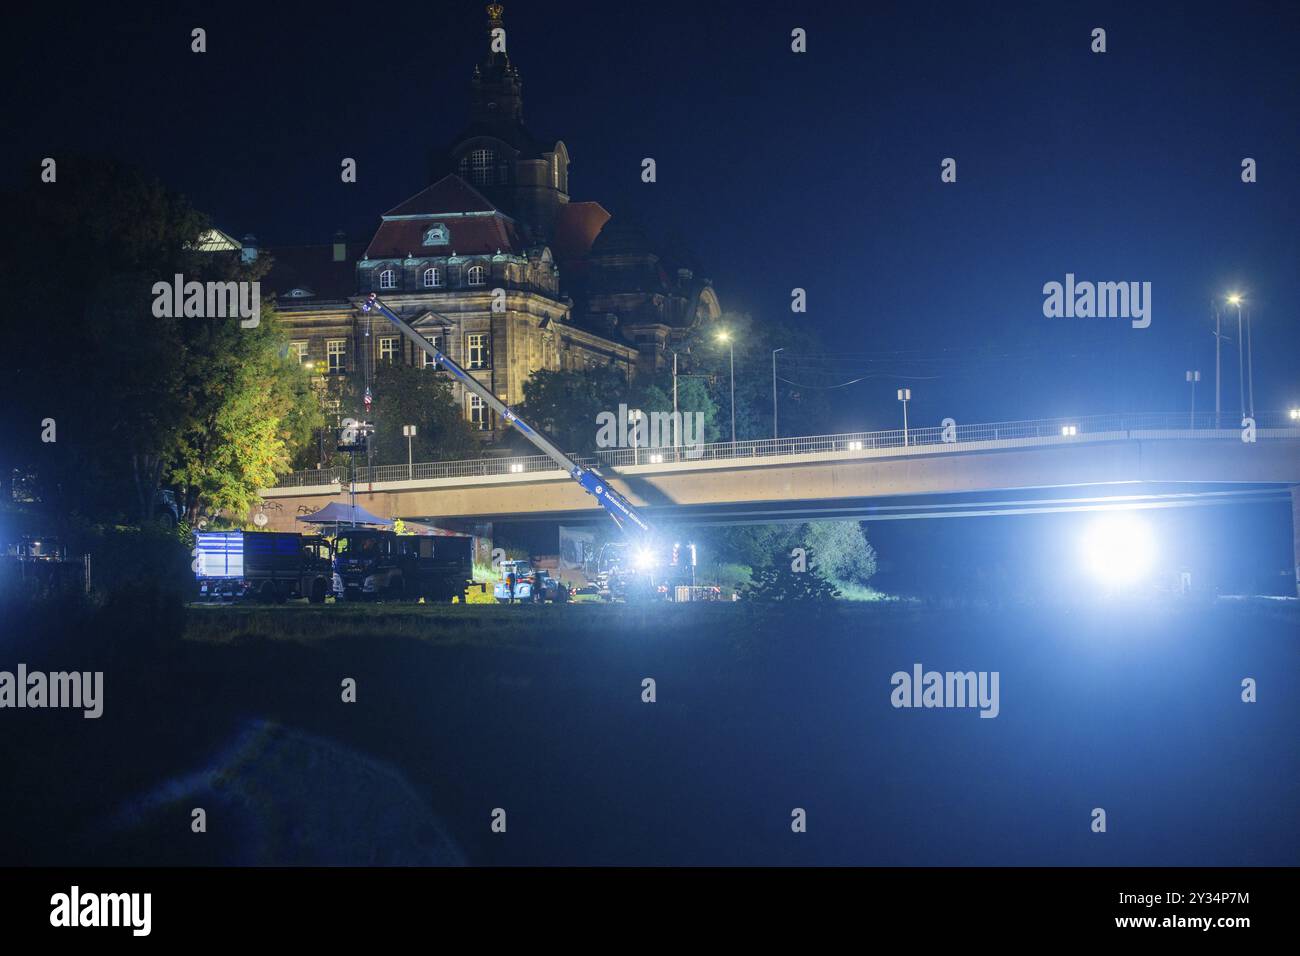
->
xmin=487 ymin=3 xmax=504 ymax=23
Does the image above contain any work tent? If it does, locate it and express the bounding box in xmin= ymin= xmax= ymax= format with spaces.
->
xmin=294 ymin=502 xmax=393 ymax=528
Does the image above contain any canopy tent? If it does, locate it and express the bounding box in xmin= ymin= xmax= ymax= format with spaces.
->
xmin=294 ymin=502 xmax=393 ymax=528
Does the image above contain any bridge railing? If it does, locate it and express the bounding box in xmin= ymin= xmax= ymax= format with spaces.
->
xmin=270 ymin=410 xmax=1296 ymax=489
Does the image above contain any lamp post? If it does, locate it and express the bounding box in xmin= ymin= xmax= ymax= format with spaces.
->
xmin=1246 ymin=307 xmax=1255 ymax=418
xmin=402 ymin=424 xmax=417 ymax=479
xmin=716 ymin=330 xmax=735 ymax=445
xmin=1185 ymin=370 xmax=1200 ymax=429
xmin=1211 ymin=303 xmax=1223 ymax=426
xmin=897 ymin=388 xmax=911 ymax=447
xmin=1228 ymin=293 xmax=1244 ymax=419
xmin=671 ymin=351 xmax=679 ymax=458
xmin=629 ymin=408 xmax=643 ymax=465
xmin=771 ymin=347 xmax=784 ymax=441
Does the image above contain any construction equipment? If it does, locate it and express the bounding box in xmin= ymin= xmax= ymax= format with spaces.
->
xmin=361 ymin=293 xmax=652 ymax=539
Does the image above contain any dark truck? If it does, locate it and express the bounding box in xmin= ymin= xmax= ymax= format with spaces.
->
xmin=194 ymin=531 xmax=332 ymax=603
xmin=331 ymin=529 xmax=476 ymax=603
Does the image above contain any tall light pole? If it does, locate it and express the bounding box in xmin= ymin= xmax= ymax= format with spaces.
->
xmin=897 ymin=388 xmax=911 ymax=447
xmin=671 ymin=351 xmax=679 ymax=456
xmin=716 ymin=330 xmax=735 ymax=445
xmin=1228 ymin=293 xmax=1244 ymax=418
xmin=629 ymin=408 xmax=642 ymax=465
xmin=771 ymin=347 xmax=784 ymax=440
xmin=402 ymin=424 xmax=417 ymax=479
xmin=1246 ymin=306 xmax=1255 ymax=418
xmin=1212 ymin=303 xmax=1222 ymax=425
xmin=1185 ymin=370 xmax=1200 ymax=429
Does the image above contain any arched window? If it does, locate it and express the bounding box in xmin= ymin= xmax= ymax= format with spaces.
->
xmin=422 ymin=224 xmax=449 ymax=246
xmin=423 ymin=267 xmax=442 ymax=288
xmin=460 ymin=148 xmax=496 ymax=186
xmin=467 ymin=265 xmax=486 ymax=287
xmin=378 ymin=269 xmax=396 ymax=290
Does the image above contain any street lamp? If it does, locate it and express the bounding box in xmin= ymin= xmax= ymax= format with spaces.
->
xmin=716 ymin=330 xmax=735 ymax=445
xmin=1289 ymin=407 xmax=1300 ymax=422
xmin=1246 ymin=306 xmax=1255 ymax=418
xmin=897 ymin=388 xmax=911 ymax=446
xmin=1227 ymin=293 xmax=1245 ymax=419
xmin=629 ymin=408 xmax=643 ymax=465
xmin=402 ymin=424 xmax=417 ymax=479
xmin=1185 ymin=370 xmax=1200 ymax=429
xmin=771 ymin=347 xmax=784 ymax=441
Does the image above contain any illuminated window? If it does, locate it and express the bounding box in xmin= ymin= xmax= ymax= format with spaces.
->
xmin=422 ymin=224 xmax=449 ymax=246
xmin=466 ymin=333 xmax=489 ymax=369
xmin=378 ymin=269 xmax=396 ymax=289
xmin=326 ymin=339 xmax=346 ymax=372
xmin=468 ymin=394 xmax=490 ymax=430
xmin=422 ymin=335 xmax=442 ymax=369
xmin=378 ymin=337 xmax=398 ymax=364
xmin=423 ymin=267 xmax=442 ymax=288
xmin=289 ymin=341 xmax=308 ymax=364
xmin=467 ymin=265 xmax=486 ymax=287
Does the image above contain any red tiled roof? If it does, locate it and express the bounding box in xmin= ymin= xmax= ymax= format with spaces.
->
xmin=382 ymin=175 xmax=496 ymax=217
xmin=364 ymin=215 xmax=522 ymax=260
xmin=366 ymin=174 xmax=522 ymax=259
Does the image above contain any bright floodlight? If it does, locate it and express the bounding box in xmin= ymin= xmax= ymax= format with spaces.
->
xmin=1227 ymin=293 xmax=1242 ymax=306
xmin=715 ymin=329 xmax=730 ymax=343
xmin=1290 ymin=408 xmax=1300 ymax=421
xmin=634 ymin=547 xmax=656 ymax=571
xmin=1079 ymin=514 xmax=1156 ymax=587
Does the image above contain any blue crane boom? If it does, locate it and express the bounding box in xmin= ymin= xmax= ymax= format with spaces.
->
xmin=360 ymin=293 xmax=651 ymax=536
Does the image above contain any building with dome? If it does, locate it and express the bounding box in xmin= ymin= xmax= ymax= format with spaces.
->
xmin=258 ymin=3 xmax=721 ymax=438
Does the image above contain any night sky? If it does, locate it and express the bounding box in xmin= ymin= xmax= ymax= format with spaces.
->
xmin=7 ymin=0 xmax=1298 ymax=428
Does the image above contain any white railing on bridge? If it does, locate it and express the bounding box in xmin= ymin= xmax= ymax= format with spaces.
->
xmin=271 ymin=410 xmax=1298 ymax=489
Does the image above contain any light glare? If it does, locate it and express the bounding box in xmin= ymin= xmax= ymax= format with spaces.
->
xmin=1079 ymin=514 xmax=1156 ymax=587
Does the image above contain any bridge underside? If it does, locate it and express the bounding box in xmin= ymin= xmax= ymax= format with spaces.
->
xmin=263 ymin=437 xmax=1299 ymax=524
xmin=429 ymin=482 xmax=1294 ymax=526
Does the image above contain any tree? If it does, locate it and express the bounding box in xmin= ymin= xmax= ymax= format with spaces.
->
xmin=742 ymin=549 xmax=841 ymax=603
xmin=672 ymin=310 xmax=836 ymax=443
xmin=632 ymin=373 xmax=721 ymax=447
xmin=168 ymin=304 xmax=323 ymax=523
xmin=516 ymin=366 xmax=629 ymax=455
xmin=0 ymin=155 xmax=321 ymax=526
xmin=804 ymin=520 xmax=878 ymax=587
xmin=710 ymin=524 xmax=803 ymax=571
xmin=345 ymin=362 xmax=479 ymax=465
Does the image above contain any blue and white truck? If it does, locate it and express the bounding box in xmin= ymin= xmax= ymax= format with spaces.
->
xmin=194 ymin=531 xmax=333 ymax=603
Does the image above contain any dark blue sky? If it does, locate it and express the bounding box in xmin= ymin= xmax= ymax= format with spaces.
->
xmin=8 ymin=0 xmax=1297 ymax=426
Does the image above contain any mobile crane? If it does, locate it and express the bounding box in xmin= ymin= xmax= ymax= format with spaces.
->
xmin=360 ymin=293 xmax=653 ymax=550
